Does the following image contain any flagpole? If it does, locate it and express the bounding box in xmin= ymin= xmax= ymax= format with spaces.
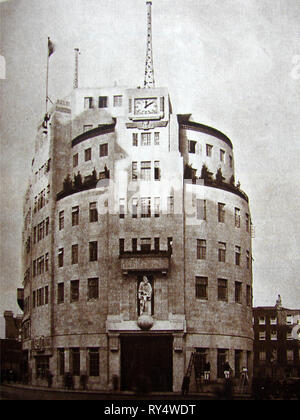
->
xmin=46 ymin=37 xmax=50 ymax=115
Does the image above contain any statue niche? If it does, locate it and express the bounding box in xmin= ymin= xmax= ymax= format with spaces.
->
xmin=138 ymin=276 xmax=152 ymax=316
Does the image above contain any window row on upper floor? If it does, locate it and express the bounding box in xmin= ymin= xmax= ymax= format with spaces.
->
xmin=33 ymin=159 xmax=51 ymax=184
xmin=84 ymin=95 xmax=123 ymax=110
xmin=188 ymin=140 xmax=233 ymax=167
xmin=33 ymin=185 xmax=50 ymax=214
xmin=73 ymin=143 xmax=108 ymax=168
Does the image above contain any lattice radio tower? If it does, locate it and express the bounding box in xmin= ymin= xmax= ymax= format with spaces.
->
xmin=144 ymin=1 xmax=155 ymax=88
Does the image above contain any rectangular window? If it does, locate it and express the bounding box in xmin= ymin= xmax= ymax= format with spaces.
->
xmin=141 ymin=161 xmax=151 ymax=181
xmin=259 ymin=331 xmax=266 ymax=341
xmin=71 ymin=348 xmax=80 ymax=376
xmin=218 ymin=203 xmax=225 ymax=223
xmin=99 ymin=143 xmax=108 ymax=157
xmin=141 ymin=197 xmax=151 ymax=218
xmin=45 ymin=286 xmax=49 ymax=305
xmin=132 ymin=198 xmax=138 ymax=218
xmin=85 ymin=147 xmax=92 ymax=161
xmin=58 ymin=349 xmax=65 ymax=376
xmin=89 ymin=348 xmax=99 ymax=376
xmin=119 ymin=198 xmax=125 ymax=219
xmin=88 ymin=278 xmax=99 ymax=300
xmin=141 ymin=132 xmax=151 ymax=146
xmin=132 ymin=133 xmax=138 ymax=147
xmin=154 ymin=161 xmax=160 ymax=180
xmin=84 ymin=97 xmax=93 ymax=109
xmin=70 ymin=280 xmax=79 ymax=303
xmin=188 ymin=140 xmax=197 ymax=154
xmin=167 ymin=196 xmax=174 ymax=214
xmin=71 ymin=244 xmax=78 ymax=265
xmin=154 ymin=197 xmax=160 ymax=218
xmin=83 ymin=124 xmax=93 ymax=133
xmin=59 ymin=211 xmax=64 ymax=230
xmin=72 ymin=206 xmax=79 ymax=226
xmin=195 ymin=276 xmax=208 ymax=300
xmin=259 ymin=351 xmax=266 ymax=361
xmin=270 ymin=331 xmax=277 ymax=341
xmin=235 ymin=281 xmax=242 ymax=303
xmin=197 ymin=199 xmax=207 ymax=221
xmin=270 ymin=316 xmax=277 ymax=325
xmin=119 ymin=238 xmax=124 ymax=255
xmin=218 ymin=242 xmax=226 ymax=263
xmin=89 ymin=241 xmax=98 ymax=262
xmin=33 ymin=226 xmax=37 ymax=244
xmin=246 ymin=213 xmax=250 ymax=233
xmin=99 ymin=96 xmax=108 ymax=108
xmin=235 ymin=246 xmax=241 ymax=266
xmin=33 ymin=291 xmax=36 ymax=308
xmin=73 ymin=153 xmax=78 ymax=168
xmin=235 ymin=208 xmax=241 ymax=228
xmin=46 ymin=217 xmax=49 ymax=236
xmin=286 ymin=315 xmax=293 ymax=325
xmin=89 ymin=202 xmax=98 ymax=222
xmin=58 ymin=248 xmax=64 ymax=267
xmin=218 ymin=279 xmax=228 ymax=301
xmin=197 ymin=239 xmax=206 ymax=260
xmin=140 ymin=238 xmax=151 ymax=253
xmin=246 ymin=285 xmax=252 ymax=306
xmin=36 ymin=356 xmax=49 ymax=379
xmin=57 ymin=283 xmax=64 ymax=304
xmin=229 ymin=155 xmax=233 ymax=168
xmin=132 ymin=162 xmax=138 ymax=181
xmin=154 ymin=132 xmax=160 ymax=145
xmin=113 ymin=95 xmax=122 ymax=107
xmin=220 ymin=149 xmax=225 ymax=162
xmin=206 ymin=144 xmax=213 ymax=157
xmin=132 ymin=238 xmax=137 ymax=252
xmin=259 ymin=316 xmax=266 ymax=325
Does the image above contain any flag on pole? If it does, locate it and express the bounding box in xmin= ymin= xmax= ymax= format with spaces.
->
xmin=48 ymin=37 xmax=55 ymax=57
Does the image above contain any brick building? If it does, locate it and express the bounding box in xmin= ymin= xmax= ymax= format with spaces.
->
xmin=253 ymin=296 xmax=300 ymax=380
xmin=18 ymin=2 xmax=254 ymax=392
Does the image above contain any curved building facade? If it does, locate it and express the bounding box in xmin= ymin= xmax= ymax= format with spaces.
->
xmin=20 ymin=84 xmax=253 ymax=391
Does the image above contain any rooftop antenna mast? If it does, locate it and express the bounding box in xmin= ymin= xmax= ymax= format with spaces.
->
xmin=144 ymin=1 xmax=155 ymax=88
xmin=74 ymin=48 xmax=80 ymax=89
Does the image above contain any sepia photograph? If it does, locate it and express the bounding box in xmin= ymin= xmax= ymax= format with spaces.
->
xmin=0 ymin=0 xmax=299 ymax=404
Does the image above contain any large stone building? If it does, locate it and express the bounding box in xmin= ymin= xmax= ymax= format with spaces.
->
xmin=19 ymin=2 xmax=253 ymax=392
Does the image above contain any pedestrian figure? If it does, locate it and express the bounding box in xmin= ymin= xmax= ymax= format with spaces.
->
xmin=204 ymin=362 xmax=211 ymax=381
xmin=224 ymin=361 xmax=231 ymax=379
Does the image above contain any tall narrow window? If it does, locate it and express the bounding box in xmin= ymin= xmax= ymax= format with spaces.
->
xmin=58 ymin=248 xmax=64 ymax=267
xmin=197 ymin=239 xmax=206 ymax=260
xmin=85 ymin=148 xmax=92 ymax=161
xmin=45 ymin=253 xmax=49 ymax=272
xmin=235 ymin=246 xmax=241 ymax=266
xmin=168 ymin=237 xmax=173 ymax=254
xmin=218 ymin=279 xmax=228 ymax=301
xmin=89 ymin=241 xmax=98 ymax=262
xmin=206 ymin=144 xmax=213 ymax=157
xmin=88 ymin=278 xmax=99 ymax=300
xmin=73 ymin=153 xmax=78 ymax=168
xmin=113 ymin=95 xmax=122 ymax=107
xmin=235 ymin=281 xmax=242 ymax=303
xmin=45 ymin=286 xmax=49 ymax=305
xmin=246 ymin=213 xmax=250 ymax=233
xmin=154 ymin=161 xmax=160 ymax=180
xmin=218 ymin=203 xmax=225 ymax=223
xmin=132 ymin=198 xmax=138 ymax=219
xmin=141 ymin=132 xmax=151 ymax=146
xmin=246 ymin=251 xmax=250 ymax=269
xmin=99 ymin=143 xmax=108 ymax=157
xmin=140 ymin=238 xmax=151 ymax=253
xmin=154 ymin=197 xmax=160 ymax=218
xmin=154 ymin=132 xmax=160 ymax=145
xmin=58 ymin=349 xmax=65 ymax=376
xmin=141 ymin=197 xmax=151 ymax=218
xmin=59 ymin=211 xmax=64 ymax=230
xmin=167 ymin=196 xmax=174 ymax=214
xmin=218 ymin=242 xmax=226 ymax=262
xmin=195 ymin=276 xmax=208 ymax=300
xmin=132 ymin=238 xmax=137 ymax=252
xmin=70 ymin=280 xmax=79 ymax=303
xmin=46 ymin=217 xmax=49 ymax=236
xmin=84 ymin=97 xmax=93 ymax=109
xmin=71 ymin=348 xmax=80 ymax=376
xmin=197 ymin=199 xmax=207 ymax=221
xmin=89 ymin=202 xmax=98 ymax=222
xmin=72 ymin=206 xmax=79 ymax=226
xmin=235 ymin=208 xmax=241 ymax=228
xmin=229 ymin=155 xmax=233 ymax=168
xmin=57 ymin=283 xmax=64 ymax=304
xmin=154 ymin=237 xmax=160 ymax=252
xmin=33 ymin=291 xmax=36 ymax=308
xmin=188 ymin=140 xmax=197 ymax=154
xmin=132 ymin=162 xmax=138 ymax=181
xmin=119 ymin=198 xmax=125 ymax=219
xmin=220 ymin=149 xmax=225 ymax=162
xmin=119 ymin=238 xmax=124 ymax=255
xmin=141 ymin=161 xmax=151 ymax=181
xmin=71 ymin=244 xmax=78 ymax=265
xmin=132 ymin=133 xmax=138 ymax=147
xmin=89 ymin=348 xmax=99 ymax=376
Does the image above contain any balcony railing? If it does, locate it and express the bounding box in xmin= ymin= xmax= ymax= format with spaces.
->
xmin=120 ymin=249 xmax=171 ymax=275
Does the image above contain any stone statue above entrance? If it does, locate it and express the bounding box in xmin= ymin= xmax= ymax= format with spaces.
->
xmin=138 ymin=276 xmax=152 ymax=316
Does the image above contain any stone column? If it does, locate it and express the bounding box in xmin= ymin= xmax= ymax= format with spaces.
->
xmin=209 ymin=348 xmax=218 ymax=381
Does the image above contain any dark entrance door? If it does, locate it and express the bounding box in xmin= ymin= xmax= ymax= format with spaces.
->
xmin=121 ymin=335 xmax=173 ymax=392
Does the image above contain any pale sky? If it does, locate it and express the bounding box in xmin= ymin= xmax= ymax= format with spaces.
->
xmin=0 ymin=0 xmax=300 ymax=337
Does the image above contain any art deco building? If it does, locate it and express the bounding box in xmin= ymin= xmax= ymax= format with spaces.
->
xmin=19 ymin=2 xmax=254 ymax=392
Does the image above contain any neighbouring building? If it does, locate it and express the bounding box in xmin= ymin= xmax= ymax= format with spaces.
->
xmin=18 ymin=1 xmax=254 ymax=392
xmin=253 ymin=296 xmax=300 ymax=380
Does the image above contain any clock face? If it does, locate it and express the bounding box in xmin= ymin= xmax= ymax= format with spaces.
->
xmin=134 ymin=98 xmax=158 ymax=115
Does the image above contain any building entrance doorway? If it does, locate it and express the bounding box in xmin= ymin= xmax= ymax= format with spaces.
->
xmin=120 ymin=335 xmax=173 ymax=392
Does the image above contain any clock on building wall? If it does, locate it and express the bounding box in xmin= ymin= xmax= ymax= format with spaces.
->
xmin=128 ymin=96 xmax=165 ymax=121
